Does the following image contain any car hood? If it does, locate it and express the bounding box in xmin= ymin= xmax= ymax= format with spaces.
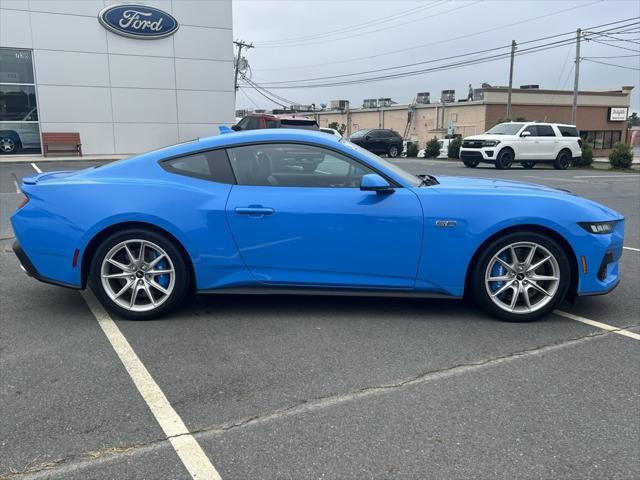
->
xmin=463 ymin=134 xmax=514 ymax=141
xmin=427 ymin=176 xmax=622 ymax=219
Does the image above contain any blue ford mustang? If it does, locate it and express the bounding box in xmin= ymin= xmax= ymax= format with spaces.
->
xmin=12 ymin=129 xmax=624 ymax=321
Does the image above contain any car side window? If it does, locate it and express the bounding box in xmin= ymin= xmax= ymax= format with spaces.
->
xmin=369 ymin=130 xmax=384 ymax=138
xmin=265 ymin=119 xmax=279 ymax=128
xmin=226 ymin=143 xmax=376 ymax=188
xmin=245 ymin=117 xmax=261 ymax=130
xmin=522 ymin=125 xmax=538 ymax=136
xmin=537 ymin=125 xmax=556 ymax=137
xmin=558 ymin=126 xmax=579 ymax=137
xmin=162 ymin=150 xmax=236 ymax=184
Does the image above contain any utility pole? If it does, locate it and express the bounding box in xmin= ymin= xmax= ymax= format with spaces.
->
xmin=233 ymin=40 xmax=253 ymax=92
xmin=571 ymin=28 xmax=581 ymax=125
xmin=506 ymin=40 xmax=516 ymax=120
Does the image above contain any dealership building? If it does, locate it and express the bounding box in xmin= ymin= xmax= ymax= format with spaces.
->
xmin=0 ymin=0 xmax=234 ymax=156
xmin=315 ymin=86 xmax=634 ymax=155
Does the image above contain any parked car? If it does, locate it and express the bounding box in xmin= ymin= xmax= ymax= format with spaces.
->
xmin=320 ymin=127 xmax=342 ymax=139
xmin=12 ymin=128 xmax=623 ymax=322
xmin=459 ymin=122 xmax=582 ymax=169
xmin=0 ymin=108 xmax=41 ymax=154
xmin=233 ymin=113 xmax=318 ymax=131
xmin=349 ymin=128 xmax=403 ymax=158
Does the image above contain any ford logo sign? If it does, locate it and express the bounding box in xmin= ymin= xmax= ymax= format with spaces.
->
xmin=98 ymin=4 xmax=179 ymax=39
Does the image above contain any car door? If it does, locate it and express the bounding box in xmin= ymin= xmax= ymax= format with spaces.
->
xmin=366 ymin=130 xmax=385 ymax=153
xmin=225 ymin=142 xmax=423 ymax=288
xmin=518 ymin=125 xmax=539 ymax=160
xmin=535 ymin=124 xmax=559 ymax=159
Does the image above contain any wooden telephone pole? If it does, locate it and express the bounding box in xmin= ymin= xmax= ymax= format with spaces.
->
xmin=233 ymin=40 xmax=253 ymax=92
xmin=506 ymin=40 xmax=516 ymax=119
xmin=571 ymin=29 xmax=581 ymax=125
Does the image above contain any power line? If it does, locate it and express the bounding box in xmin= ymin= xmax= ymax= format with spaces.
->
xmin=253 ymin=0 xmax=606 ymax=71
xmin=587 ymin=38 xmax=640 ymax=52
xmin=254 ymin=20 xmax=639 ymax=89
xmin=582 ymin=58 xmax=640 ymax=70
xmin=256 ymin=1 xmax=481 ymax=48
xmin=583 ymin=53 xmax=640 ymax=58
xmin=255 ymin=2 xmax=439 ymax=46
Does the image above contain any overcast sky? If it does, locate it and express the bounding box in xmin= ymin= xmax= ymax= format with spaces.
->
xmin=233 ymin=0 xmax=639 ymax=112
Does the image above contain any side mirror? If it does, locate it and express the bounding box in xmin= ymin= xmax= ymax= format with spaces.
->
xmin=231 ymin=124 xmax=241 ymax=131
xmin=520 ymin=131 xmax=531 ymax=137
xmin=365 ymin=135 xmax=371 ymax=140
xmin=360 ymin=174 xmax=394 ymax=194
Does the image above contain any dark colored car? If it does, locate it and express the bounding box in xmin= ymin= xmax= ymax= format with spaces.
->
xmin=349 ymin=129 xmax=403 ymax=158
xmin=233 ymin=113 xmax=319 ymax=131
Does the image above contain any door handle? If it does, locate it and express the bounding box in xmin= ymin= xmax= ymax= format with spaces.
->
xmin=235 ymin=206 xmax=275 ymax=216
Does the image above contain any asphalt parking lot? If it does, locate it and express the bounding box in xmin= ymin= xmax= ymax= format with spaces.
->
xmin=1 ymin=158 xmax=638 ymax=479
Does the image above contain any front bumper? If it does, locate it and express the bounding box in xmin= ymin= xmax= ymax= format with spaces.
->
xmin=575 ymin=219 xmax=624 ymax=296
xmin=12 ymin=241 xmax=81 ymax=290
xmin=460 ymin=148 xmax=496 ymax=162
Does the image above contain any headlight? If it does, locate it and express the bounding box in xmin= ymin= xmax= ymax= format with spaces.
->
xmin=482 ymin=140 xmax=501 ymax=147
xmin=578 ymin=221 xmax=618 ymax=234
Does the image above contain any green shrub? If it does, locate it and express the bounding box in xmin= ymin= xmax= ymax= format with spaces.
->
xmin=609 ymin=142 xmax=633 ymax=169
xmin=447 ymin=137 xmax=462 ymax=159
xmin=424 ymin=137 xmax=441 ymax=158
xmin=406 ymin=142 xmax=419 ymax=157
xmin=574 ymin=142 xmax=593 ymax=166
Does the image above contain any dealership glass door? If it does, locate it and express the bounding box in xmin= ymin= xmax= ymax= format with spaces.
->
xmin=0 ymin=48 xmax=41 ymax=155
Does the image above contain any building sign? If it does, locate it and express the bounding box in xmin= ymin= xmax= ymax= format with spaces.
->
xmin=98 ymin=4 xmax=179 ymax=39
xmin=608 ymin=107 xmax=628 ymax=122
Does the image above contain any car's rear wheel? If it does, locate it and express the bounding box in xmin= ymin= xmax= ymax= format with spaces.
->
xmin=554 ymin=150 xmax=572 ymax=170
xmin=471 ymin=232 xmax=570 ymax=322
xmin=495 ymin=149 xmax=514 ymax=169
xmin=463 ymin=159 xmax=480 ymax=168
xmin=388 ymin=145 xmax=399 ymax=158
xmin=89 ymin=229 xmax=190 ymax=320
xmin=521 ymin=161 xmax=535 ymax=169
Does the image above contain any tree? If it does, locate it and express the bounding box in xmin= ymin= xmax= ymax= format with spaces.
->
xmin=447 ymin=137 xmax=462 ymax=159
xmin=609 ymin=142 xmax=633 ymax=169
xmin=425 ymin=137 xmax=441 ymax=158
xmin=328 ymin=121 xmax=347 ymax=135
xmin=628 ymin=112 xmax=639 ymax=127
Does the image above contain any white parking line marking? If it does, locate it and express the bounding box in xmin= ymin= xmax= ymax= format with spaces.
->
xmin=554 ymin=310 xmax=640 ymax=341
xmin=623 ymin=246 xmax=640 ymax=252
xmin=30 ymin=162 xmax=42 ymax=173
xmin=13 ymin=179 xmax=21 ymax=193
xmin=573 ymin=175 xmax=638 ymax=179
xmin=81 ymin=290 xmax=222 ymax=480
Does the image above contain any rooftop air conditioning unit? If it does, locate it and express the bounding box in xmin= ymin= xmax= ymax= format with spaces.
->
xmin=441 ymin=90 xmax=455 ymax=103
xmin=330 ymin=100 xmax=349 ymax=110
xmin=378 ymin=98 xmax=392 ymax=107
xmin=416 ymin=92 xmax=430 ymax=104
xmin=520 ymin=84 xmax=540 ymax=89
xmin=472 ymin=88 xmax=484 ymax=101
xmin=363 ymin=99 xmax=378 ymax=109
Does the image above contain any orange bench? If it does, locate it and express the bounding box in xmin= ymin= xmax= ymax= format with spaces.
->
xmin=42 ymin=132 xmax=82 ymax=157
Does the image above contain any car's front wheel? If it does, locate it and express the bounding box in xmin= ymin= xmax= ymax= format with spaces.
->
xmin=463 ymin=159 xmax=479 ymax=168
xmin=89 ymin=229 xmax=190 ymax=320
xmin=0 ymin=135 xmax=20 ymax=154
xmin=388 ymin=144 xmax=400 ymax=158
xmin=495 ymin=149 xmax=514 ymax=169
xmin=521 ymin=161 xmax=535 ymax=169
xmin=472 ymin=232 xmax=570 ymax=322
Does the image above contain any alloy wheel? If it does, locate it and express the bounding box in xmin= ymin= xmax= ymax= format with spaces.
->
xmin=0 ymin=138 xmax=16 ymax=153
xmin=100 ymin=239 xmax=175 ymax=312
xmin=484 ymin=241 xmax=560 ymax=314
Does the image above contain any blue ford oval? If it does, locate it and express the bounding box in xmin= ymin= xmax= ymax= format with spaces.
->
xmin=11 ymin=129 xmax=624 ymax=321
xmin=98 ymin=4 xmax=179 ymax=39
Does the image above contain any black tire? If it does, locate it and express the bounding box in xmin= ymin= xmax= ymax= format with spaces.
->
xmin=553 ymin=150 xmax=572 ymax=170
xmin=463 ymin=159 xmax=480 ymax=168
xmin=388 ymin=144 xmax=400 ymax=158
xmin=471 ymin=231 xmax=571 ymax=322
xmin=521 ymin=161 xmax=535 ymax=169
xmin=495 ymin=149 xmax=514 ymax=169
xmin=89 ymin=228 xmax=191 ymax=320
xmin=0 ymin=135 xmax=21 ymax=154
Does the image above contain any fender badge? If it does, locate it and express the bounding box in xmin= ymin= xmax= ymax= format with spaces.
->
xmin=436 ymin=220 xmax=457 ymax=228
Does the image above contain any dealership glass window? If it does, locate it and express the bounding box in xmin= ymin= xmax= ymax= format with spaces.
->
xmin=0 ymin=47 xmax=40 ymax=154
xmin=580 ymin=130 xmax=622 ymax=149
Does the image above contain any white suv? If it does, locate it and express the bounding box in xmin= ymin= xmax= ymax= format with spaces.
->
xmin=459 ymin=122 xmax=582 ymax=170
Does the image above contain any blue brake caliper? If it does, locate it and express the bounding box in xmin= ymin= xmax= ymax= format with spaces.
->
xmin=150 ymin=251 xmax=170 ymax=288
xmin=490 ymin=253 xmax=509 ymax=298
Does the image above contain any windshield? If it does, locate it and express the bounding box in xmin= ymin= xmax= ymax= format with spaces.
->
xmin=350 ymin=129 xmax=369 ymax=138
xmin=340 ymin=139 xmax=421 ymax=187
xmin=486 ymin=123 xmax=524 ymax=135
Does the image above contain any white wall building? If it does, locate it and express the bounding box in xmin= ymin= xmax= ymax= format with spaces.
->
xmin=0 ymin=0 xmax=234 ymax=156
